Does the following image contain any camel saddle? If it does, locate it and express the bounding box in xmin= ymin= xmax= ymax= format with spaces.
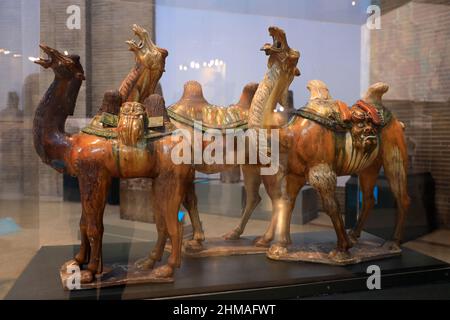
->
xmin=167 ymin=81 xmax=257 ymax=131
xmin=292 ymin=98 xmax=392 ymax=131
xmin=82 ymin=93 xmax=174 ymax=139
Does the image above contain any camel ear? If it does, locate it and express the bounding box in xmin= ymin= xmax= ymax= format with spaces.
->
xmin=363 ymin=82 xmax=389 ymax=104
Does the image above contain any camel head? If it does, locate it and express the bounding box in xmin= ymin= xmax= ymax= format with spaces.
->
xmin=248 ymin=27 xmax=300 ymax=128
xmin=126 ymin=24 xmax=168 ymax=72
xmin=261 ymin=26 xmax=300 ymax=78
xmin=35 ymin=44 xmax=85 ymax=81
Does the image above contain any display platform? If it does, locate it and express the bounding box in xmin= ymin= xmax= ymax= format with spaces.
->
xmin=6 ymin=231 xmax=450 ymax=300
xmin=166 ymin=236 xmax=268 ymax=257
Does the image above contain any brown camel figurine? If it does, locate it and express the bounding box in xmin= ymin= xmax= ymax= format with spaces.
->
xmin=33 ymin=44 xmax=191 ymax=283
xmin=259 ymin=78 xmax=410 ymax=261
xmin=215 ymin=29 xmax=409 ymax=260
xmin=163 ymin=26 xmax=300 ymax=251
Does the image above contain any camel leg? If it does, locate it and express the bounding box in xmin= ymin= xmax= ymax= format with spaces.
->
xmin=253 ymin=175 xmax=280 ymax=247
xmin=74 ymin=211 xmax=90 ymax=265
xmin=183 ymin=173 xmax=205 ymax=249
xmin=135 ymin=211 xmax=168 ymax=270
xmin=253 ymin=166 xmax=286 ymax=247
xmin=382 ymin=132 xmax=410 ymax=250
xmin=308 ymin=164 xmax=352 ymax=257
xmin=150 ymin=174 xmax=186 ymax=279
xmin=348 ymin=160 xmax=382 ymax=243
xmin=223 ymin=165 xmax=262 ymax=240
xmin=77 ymin=163 xmax=111 ymax=283
xmin=268 ymin=173 xmax=305 ymax=255
xmin=281 ymin=174 xmax=306 ymax=241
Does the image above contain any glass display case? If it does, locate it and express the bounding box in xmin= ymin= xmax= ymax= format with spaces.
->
xmin=0 ymin=0 xmax=449 ymax=300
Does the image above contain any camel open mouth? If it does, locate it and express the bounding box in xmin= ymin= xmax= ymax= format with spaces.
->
xmin=269 ymin=26 xmax=287 ymax=51
xmin=261 ymin=26 xmax=288 ymax=55
xmin=126 ymin=24 xmax=148 ymax=51
xmin=34 ymin=44 xmax=54 ymax=68
xmin=270 ymin=34 xmax=283 ymax=51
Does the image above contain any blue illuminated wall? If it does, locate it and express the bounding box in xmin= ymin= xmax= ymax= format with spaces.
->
xmin=155 ymin=0 xmax=365 ymax=108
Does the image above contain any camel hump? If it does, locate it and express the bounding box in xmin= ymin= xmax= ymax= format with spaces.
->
xmin=307 ymin=80 xmax=331 ymax=100
xmin=363 ymin=82 xmax=389 ymax=105
xmin=143 ymin=94 xmax=169 ymax=121
xmin=237 ymin=82 xmax=259 ymax=109
xmin=181 ymin=80 xmax=208 ymax=103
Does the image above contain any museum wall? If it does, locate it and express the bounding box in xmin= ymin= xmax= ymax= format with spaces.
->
xmin=0 ymin=0 xmax=40 ymax=198
xmin=369 ymin=1 xmax=450 ymax=226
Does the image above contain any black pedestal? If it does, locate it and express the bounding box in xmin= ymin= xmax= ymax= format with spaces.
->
xmin=6 ymin=232 xmax=450 ymax=300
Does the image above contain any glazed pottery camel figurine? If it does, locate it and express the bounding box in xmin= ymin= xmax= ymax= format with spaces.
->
xmin=104 ymin=26 xmax=299 ymax=252
xmin=33 ymin=44 xmax=191 ymax=283
xmin=163 ymin=26 xmax=300 ymax=250
xmin=253 ymin=78 xmax=410 ymax=260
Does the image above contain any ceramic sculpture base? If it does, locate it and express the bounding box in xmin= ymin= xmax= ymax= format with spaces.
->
xmin=165 ymin=237 xmax=268 ymax=258
xmin=267 ymin=238 xmax=402 ymax=265
xmin=60 ymin=260 xmax=173 ymax=290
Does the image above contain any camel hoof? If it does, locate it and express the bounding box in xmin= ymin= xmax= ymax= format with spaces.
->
xmin=194 ymin=233 xmax=205 ymax=242
xmin=74 ymin=253 xmax=88 ymax=265
xmin=254 ymin=236 xmax=271 ymax=248
xmin=268 ymin=244 xmax=288 ymax=257
xmin=150 ymin=264 xmax=174 ymax=279
xmin=382 ymin=240 xmax=401 ymax=252
xmin=328 ymin=249 xmax=352 ymax=263
xmin=64 ymin=258 xmax=80 ymax=269
xmin=347 ymin=231 xmax=359 ymax=245
xmin=135 ymin=257 xmax=155 ymax=270
xmin=80 ymin=270 xmax=94 ymax=284
xmin=223 ymin=229 xmax=241 ymax=240
xmin=184 ymin=239 xmax=203 ymax=252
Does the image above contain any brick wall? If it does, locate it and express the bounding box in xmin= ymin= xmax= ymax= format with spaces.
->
xmin=385 ymin=100 xmax=450 ymax=226
xmin=370 ymin=1 xmax=450 ymax=226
